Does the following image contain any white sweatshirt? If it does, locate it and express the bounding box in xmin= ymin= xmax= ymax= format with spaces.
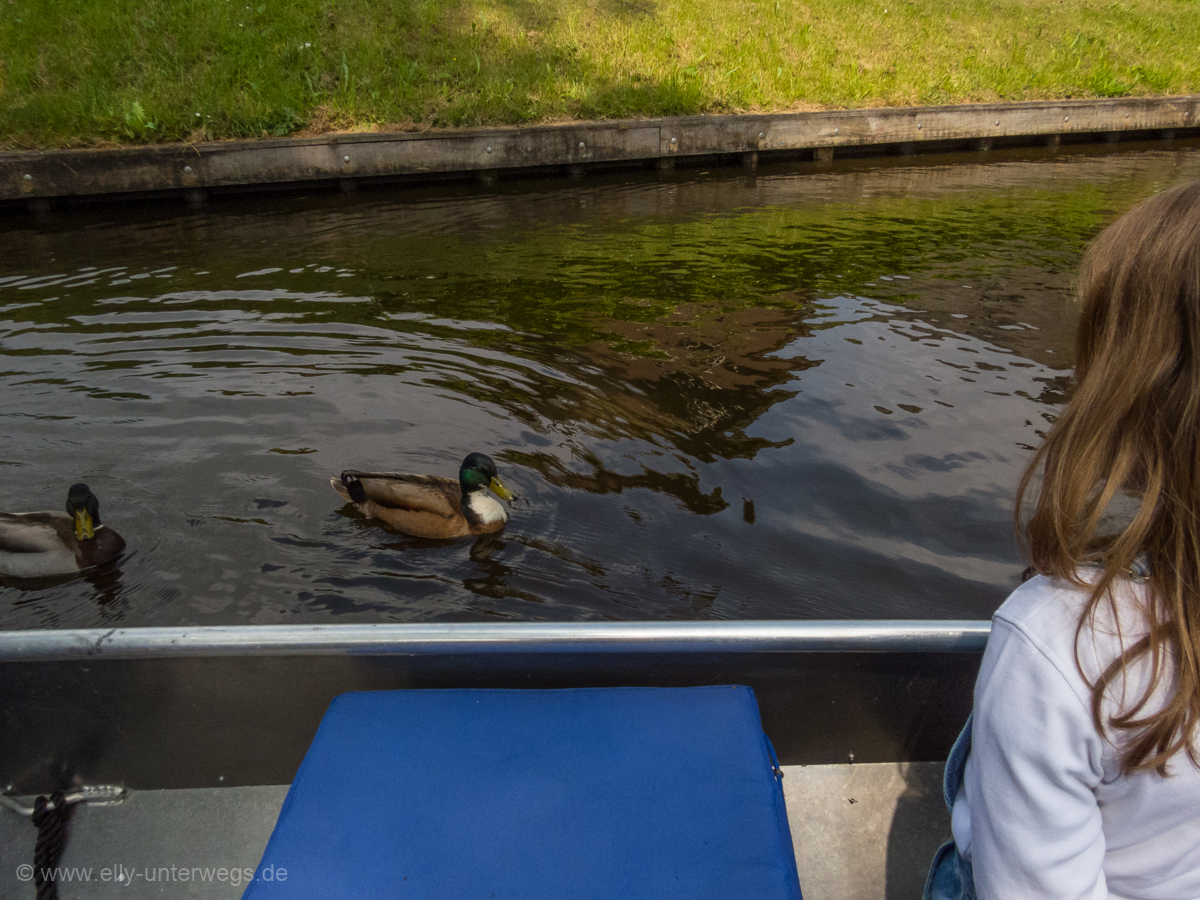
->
xmin=952 ymin=574 xmax=1200 ymax=900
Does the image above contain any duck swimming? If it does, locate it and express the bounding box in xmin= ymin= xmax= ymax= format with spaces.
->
xmin=0 ymin=483 xmax=127 ymax=578
xmin=331 ymin=452 xmax=518 ymax=539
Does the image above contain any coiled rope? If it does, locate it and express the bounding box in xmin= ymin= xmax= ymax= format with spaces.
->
xmin=30 ymin=793 xmax=72 ymax=900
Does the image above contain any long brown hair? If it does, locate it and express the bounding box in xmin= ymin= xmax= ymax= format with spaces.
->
xmin=1016 ymin=179 xmax=1200 ymax=774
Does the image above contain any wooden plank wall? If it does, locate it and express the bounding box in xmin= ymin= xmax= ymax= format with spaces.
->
xmin=2 ymin=96 xmax=1198 ymax=204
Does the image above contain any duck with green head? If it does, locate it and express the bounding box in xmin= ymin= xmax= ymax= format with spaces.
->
xmin=330 ymin=453 xmax=518 ymax=538
xmin=0 ymin=483 xmax=127 ymax=578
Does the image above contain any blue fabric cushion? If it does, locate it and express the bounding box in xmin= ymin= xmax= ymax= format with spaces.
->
xmin=244 ymin=686 xmax=801 ymax=900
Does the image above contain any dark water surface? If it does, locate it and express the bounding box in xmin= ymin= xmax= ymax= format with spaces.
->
xmin=4 ymin=145 xmax=1200 ymax=628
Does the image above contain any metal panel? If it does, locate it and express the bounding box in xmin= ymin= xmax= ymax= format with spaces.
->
xmin=0 ymin=622 xmax=987 ymax=793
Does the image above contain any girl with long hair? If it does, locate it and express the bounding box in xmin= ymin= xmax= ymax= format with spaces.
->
xmin=928 ymin=179 xmax=1200 ymax=899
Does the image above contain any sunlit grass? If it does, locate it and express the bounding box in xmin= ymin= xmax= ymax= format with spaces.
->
xmin=1 ymin=0 xmax=1198 ymax=149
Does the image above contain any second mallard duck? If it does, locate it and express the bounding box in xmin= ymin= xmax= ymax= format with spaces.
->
xmin=330 ymin=452 xmax=518 ymax=539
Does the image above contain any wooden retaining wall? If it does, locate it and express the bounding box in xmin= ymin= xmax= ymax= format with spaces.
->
xmin=2 ymin=95 xmax=1198 ymax=207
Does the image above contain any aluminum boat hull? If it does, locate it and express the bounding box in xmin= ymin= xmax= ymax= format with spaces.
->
xmin=0 ymin=620 xmax=987 ymax=793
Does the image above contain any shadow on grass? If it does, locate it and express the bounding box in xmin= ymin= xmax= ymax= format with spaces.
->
xmin=426 ymin=0 xmax=711 ymax=126
xmin=0 ymin=0 xmax=714 ymax=147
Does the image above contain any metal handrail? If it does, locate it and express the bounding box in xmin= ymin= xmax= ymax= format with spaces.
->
xmin=0 ymin=620 xmax=990 ymax=662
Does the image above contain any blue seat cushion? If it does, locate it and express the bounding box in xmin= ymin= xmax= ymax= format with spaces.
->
xmin=244 ymin=686 xmax=801 ymax=900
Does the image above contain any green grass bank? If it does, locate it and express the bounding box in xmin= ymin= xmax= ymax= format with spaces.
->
xmin=2 ymin=0 xmax=1198 ymax=150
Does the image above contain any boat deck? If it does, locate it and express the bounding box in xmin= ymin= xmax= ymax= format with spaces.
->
xmin=0 ymin=761 xmax=948 ymax=900
xmin=0 ymin=622 xmax=975 ymax=897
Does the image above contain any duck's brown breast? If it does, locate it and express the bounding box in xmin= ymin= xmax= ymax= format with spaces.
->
xmin=75 ymin=526 xmax=126 ymax=570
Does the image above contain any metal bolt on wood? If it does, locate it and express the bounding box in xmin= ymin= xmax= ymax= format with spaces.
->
xmin=184 ymin=166 xmax=192 ymax=173
xmin=23 ymin=174 xmax=31 ymax=181
xmin=343 ymin=155 xmax=350 ymax=162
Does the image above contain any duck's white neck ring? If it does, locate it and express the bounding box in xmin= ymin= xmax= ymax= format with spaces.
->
xmin=463 ymin=489 xmax=507 ymax=526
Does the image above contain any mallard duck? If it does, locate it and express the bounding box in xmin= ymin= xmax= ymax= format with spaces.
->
xmin=330 ymin=452 xmax=518 ymax=539
xmin=0 ymin=483 xmax=127 ymax=578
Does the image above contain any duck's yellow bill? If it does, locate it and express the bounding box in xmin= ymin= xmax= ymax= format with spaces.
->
xmin=488 ymin=477 xmax=517 ymax=501
xmin=74 ymin=509 xmax=95 ymax=541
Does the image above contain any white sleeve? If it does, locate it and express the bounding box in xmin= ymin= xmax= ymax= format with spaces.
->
xmin=964 ymin=616 xmax=1109 ymax=900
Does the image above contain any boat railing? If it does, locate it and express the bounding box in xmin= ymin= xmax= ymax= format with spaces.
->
xmin=0 ymin=619 xmax=990 ymax=661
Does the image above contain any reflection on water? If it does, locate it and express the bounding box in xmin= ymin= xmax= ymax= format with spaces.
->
xmin=3 ymin=144 xmax=1199 ymax=627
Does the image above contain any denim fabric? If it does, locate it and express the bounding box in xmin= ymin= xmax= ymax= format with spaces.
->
xmin=943 ymin=712 xmax=973 ymax=811
xmin=923 ymin=840 xmax=976 ymax=900
xmin=923 ymin=715 xmax=977 ymax=900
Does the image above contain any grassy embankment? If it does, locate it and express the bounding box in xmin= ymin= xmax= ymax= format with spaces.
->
xmin=1 ymin=0 xmax=1198 ymax=150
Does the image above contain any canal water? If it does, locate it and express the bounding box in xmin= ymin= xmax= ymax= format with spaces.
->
xmin=3 ymin=144 xmax=1199 ymax=628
